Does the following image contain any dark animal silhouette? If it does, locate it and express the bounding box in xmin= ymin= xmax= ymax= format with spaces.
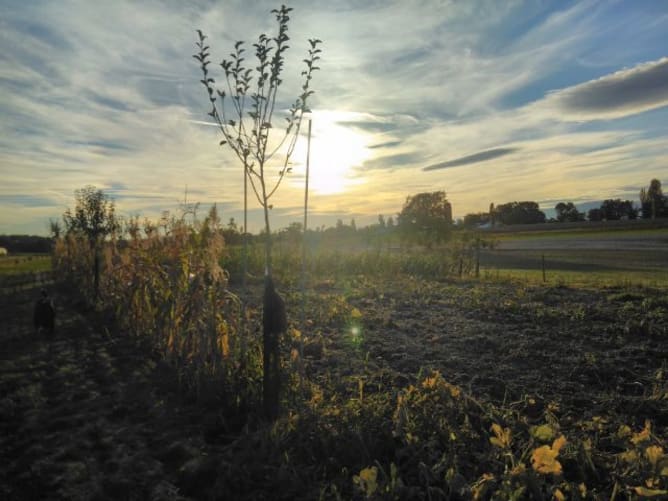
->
xmin=263 ymin=275 xmax=286 ymax=420
xmin=33 ymin=289 xmax=55 ymax=335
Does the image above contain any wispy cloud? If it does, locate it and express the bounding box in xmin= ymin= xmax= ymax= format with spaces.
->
xmin=1 ymin=1 xmax=667 ymax=233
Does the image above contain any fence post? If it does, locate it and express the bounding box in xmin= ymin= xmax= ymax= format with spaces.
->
xmin=475 ymin=237 xmax=480 ymax=278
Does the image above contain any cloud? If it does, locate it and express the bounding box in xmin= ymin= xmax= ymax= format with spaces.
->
xmin=1 ymin=1 xmax=668 ymax=234
xmin=423 ymin=147 xmax=519 ymax=171
xmin=541 ymin=57 xmax=668 ymax=120
xmin=360 ymin=151 xmax=426 ymax=172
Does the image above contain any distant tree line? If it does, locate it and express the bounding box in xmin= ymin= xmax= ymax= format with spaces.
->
xmin=7 ymin=180 xmax=666 ymax=254
xmin=0 ymin=235 xmax=52 ymax=253
xmin=462 ymin=178 xmax=666 ymax=228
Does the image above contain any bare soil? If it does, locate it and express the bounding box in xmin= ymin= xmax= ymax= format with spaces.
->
xmin=1 ymin=279 xmax=667 ymax=499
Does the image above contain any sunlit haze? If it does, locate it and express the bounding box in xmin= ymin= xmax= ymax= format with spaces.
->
xmin=292 ymin=111 xmax=373 ymax=195
xmin=1 ymin=1 xmax=667 ymax=235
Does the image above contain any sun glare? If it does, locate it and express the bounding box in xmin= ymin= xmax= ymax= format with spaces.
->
xmin=292 ymin=111 xmax=373 ymax=195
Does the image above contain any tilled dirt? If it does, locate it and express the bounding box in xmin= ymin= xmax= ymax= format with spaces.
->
xmin=0 ymin=289 xmax=222 ymax=500
xmin=1 ymin=280 xmax=667 ymax=499
xmin=319 ymin=280 xmax=668 ymax=431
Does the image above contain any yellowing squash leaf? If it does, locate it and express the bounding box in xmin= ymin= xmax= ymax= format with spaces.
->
xmin=422 ymin=374 xmax=439 ymax=389
xmin=490 ymin=423 xmax=512 ymax=449
xmin=579 ymin=483 xmax=587 ymax=497
xmin=531 ymin=424 xmax=555 ymax=442
xmin=633 ymin=486 xmax=668 ymax=497
xmin=531 ymin=435 xmax=566 ymax=475
xmin=619 ymin=449 xmax=638 ymax=463
xmin=617 ymin=424 xmax=632 ymax=438
xmin=510 ymin=463 xmax=526 ymax=476
xmin=552 ymin=435 xmax=567 ymax=453
xmin=353 ymin=466 xmax=378 ymax=498
xmin=646 ymin=445 xmax=664 ymax=467
xmin=631 ymin=420 xmax=652 ymax=445
xmin=446 ymin=382 xmax=461 ymax=398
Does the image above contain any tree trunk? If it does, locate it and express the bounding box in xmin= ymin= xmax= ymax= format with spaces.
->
xmin=475 ymin=238 xmax=480 ymax=278
xmin=263 ymin=275 xmax=285 ymax=420
xmin=261 ymin=198 xmax=283 ymax=420
xmin=90 ymin=239 xmax=100 ymax=302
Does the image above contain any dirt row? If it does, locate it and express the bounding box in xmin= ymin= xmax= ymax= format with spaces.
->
xmin=333 ymin=281 xmax=668 ymax=429
xmin=0 ymin=289 xmax=224 ymax=500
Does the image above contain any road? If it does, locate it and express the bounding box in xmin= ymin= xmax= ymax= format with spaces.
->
xmin=496 ymin=232 xmax=668 ymax=251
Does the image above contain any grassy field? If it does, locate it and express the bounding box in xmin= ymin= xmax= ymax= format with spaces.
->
xmin=0 ymin=254 xmax=52 ymax=275
xmin=478 ymin=226 xmax=668 ymax=287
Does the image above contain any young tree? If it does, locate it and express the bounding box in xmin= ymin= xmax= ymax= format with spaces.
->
xmin=195 ymin=6 xmax=322 ymax=420
xmin=63 ymin=186 xmax=119 ymax=300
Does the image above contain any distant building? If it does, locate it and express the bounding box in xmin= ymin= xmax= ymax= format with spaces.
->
xmin=445 ymin=201 xmax=453 ymax=224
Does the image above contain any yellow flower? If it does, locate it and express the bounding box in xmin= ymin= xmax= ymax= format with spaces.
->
xmin=553 ymin=488 xmax=566 ymax=501
xmin=531 ymin=435 xmax=566 ymax=475
xmin=350 ymin=307 xmax=363 ymax=319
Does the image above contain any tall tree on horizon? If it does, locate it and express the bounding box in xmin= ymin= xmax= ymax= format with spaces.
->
xmin=397 ymin=191 xmax=453 ymax=247
xmin=640 ymin=178 xmax=666 ymax=219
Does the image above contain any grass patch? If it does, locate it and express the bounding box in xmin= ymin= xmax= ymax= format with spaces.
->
xmin=0 ymin=254 xmax=52 ymax=275
xmin=492 ymin=226 xmax=668 ymax=242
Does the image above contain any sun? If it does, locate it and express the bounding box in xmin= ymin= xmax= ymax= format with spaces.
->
xmin=292 ymin=111 xmax=373 ymax=195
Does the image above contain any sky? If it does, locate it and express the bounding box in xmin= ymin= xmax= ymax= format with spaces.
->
xmin=1 ymin=0 xmax=667 ymax=235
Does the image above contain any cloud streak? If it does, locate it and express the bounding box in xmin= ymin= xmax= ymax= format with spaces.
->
xmin=541 ymin=57 xmax=668 ymax=120
xmin=423 ymin=147 xmax=519 ymax=171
